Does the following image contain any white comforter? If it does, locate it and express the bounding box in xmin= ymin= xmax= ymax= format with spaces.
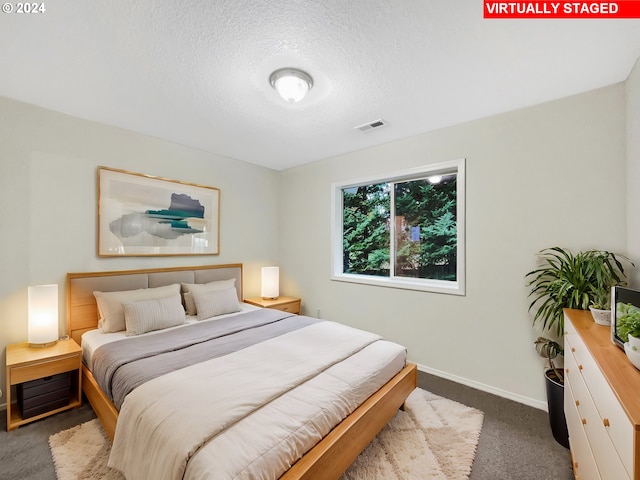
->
xmin=108 ymin=320 xmax=403 ymax=480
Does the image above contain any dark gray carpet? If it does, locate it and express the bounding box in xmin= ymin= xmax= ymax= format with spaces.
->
xmin=419 ymin=371 xmax=573 ymax=480
xmin=0 ymin=371 xmax=573 ymax=480
xmin=0 ymin=402 xmax=95 ymax=480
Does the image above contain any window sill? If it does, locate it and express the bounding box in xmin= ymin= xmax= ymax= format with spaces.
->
xmin=330 ymin=273 xmax=465 ymax=296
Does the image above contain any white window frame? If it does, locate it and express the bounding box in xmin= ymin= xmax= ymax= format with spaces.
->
xmin=331 ymin=158 xmax=465 ymax=295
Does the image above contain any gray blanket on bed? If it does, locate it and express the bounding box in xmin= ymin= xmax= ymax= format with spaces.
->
xmin=91 ymin=309 xmax=320 ymax=410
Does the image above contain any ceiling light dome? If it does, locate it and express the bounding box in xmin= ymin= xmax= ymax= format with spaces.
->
xmin=269 ymin=68 xmax=313 ymax=103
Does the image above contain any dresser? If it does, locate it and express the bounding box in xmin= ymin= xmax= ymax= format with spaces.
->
xmin=564 ymin=309 xmax=640 ymax=480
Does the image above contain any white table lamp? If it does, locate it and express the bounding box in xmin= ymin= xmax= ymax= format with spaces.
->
xmin=28 ymin=284 xmax=58 ymax=347
xmin=261 ymin=267 xmax=280 ymax=299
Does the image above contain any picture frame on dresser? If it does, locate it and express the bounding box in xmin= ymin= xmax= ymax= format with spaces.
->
xmin=98 ymin=166 xmax=220 ymax=257
xmin=611 ymin=286 xmax=640 ymax=348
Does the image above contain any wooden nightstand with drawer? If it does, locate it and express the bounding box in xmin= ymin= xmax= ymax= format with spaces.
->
xmin=244 ymin=296 xmax=301 ymax=314
xmin=5 ymin=339 xmax=82 ymax=431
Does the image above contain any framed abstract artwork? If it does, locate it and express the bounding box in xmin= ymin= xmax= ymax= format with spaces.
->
xmin=98 ymin=167 xmax=220 ymax=256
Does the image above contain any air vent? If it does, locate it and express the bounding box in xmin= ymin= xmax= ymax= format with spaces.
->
xmin=354 ymin=118 xmax=387 ymax=133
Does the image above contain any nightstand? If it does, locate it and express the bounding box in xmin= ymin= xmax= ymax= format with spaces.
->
xmin=244 ymin=296 xmax=301 ymax=314
xmin=5 ymin=339 xmax=82 ymax=431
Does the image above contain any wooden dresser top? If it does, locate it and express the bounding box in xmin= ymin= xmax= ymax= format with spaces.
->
xmin=565 ymin=308 xmax=640 ymax=429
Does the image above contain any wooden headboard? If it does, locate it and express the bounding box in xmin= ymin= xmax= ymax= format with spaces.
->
xmin=66 ymin=264 xmax=243 ymax=345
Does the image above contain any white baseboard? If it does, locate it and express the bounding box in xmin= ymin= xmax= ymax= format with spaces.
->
xmin=415 ymin=362 xmax=548 ymax=412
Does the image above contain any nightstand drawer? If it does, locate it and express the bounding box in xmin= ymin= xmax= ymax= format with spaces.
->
xmin=244 ymin=296 xmax=301 ymax=314
xmin=10 ymin=354 xmax=81 ymax=385
xmin=270 ymin=300 xmax=300 ymax=314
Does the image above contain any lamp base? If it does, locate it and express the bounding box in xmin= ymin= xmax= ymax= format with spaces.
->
xmin=29 ymin=340 xmax=57 ymax=348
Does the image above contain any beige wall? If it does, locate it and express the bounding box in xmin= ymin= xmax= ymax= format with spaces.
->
xmin=0 ymin=96 xmax=280 ymax=406
xmin=278 ymin=84 xmax=628 ymax=408
xmin=627 ymin=58 xmax=640 ymax=288
xmin=0 ymin=80 xmax=632 ymax=412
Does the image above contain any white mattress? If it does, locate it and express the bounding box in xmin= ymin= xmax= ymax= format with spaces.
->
xmin=81 ymin=303 xmax=260 ymax=366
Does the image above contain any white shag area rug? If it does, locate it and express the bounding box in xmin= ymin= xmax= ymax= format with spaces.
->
xmin=49 ymin=388 xmax=483 ymax=480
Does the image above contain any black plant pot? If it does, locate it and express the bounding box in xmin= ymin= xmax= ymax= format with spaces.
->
xmin=545 ymin=369 xmax=569 ymax=449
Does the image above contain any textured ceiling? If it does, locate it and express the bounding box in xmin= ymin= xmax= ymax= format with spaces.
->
xmin=1 ymin=1 xmax=640 ymax=170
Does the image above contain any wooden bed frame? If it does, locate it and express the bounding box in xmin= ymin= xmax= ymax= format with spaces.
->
xmin=67 ymin=263 xmax=417 ymax=480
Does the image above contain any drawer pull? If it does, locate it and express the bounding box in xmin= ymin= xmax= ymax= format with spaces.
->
xmin=565 ymin=368 xmax=569 ymax=374
xmin=571 ymin=347 xmax=576 ymax=352
xmin=578 ymin=364 xmax=583 ymax=371
xmin=582 ymin=418 xmax=587 ymax=425
xmin=603 ymin=418 xmax=610 ymax=427
xmin=575 ymin=400 xmax=580 ymax=406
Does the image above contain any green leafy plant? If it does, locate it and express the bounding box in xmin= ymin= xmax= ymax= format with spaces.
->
xmin=588 ymin=249 xmax=631 ymax=310
xmin=525 ymin=247 xmax=632 ymax=385
xmin=616 ymin=303 xmax=640 ymax=343
xmin=525 ymin=247 xmax=630 ymax=337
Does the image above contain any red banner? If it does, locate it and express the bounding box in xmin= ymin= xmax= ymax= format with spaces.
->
xmin=484 ymin=1 xmax=640 ymax=18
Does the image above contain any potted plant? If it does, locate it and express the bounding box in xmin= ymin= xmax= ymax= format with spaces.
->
xmin=585 ymin=249 xmax=630 ymax=325
xmin=525 ymin=247 xmax=631 ymax=448
xmin=527 ymin=248 xmax=630 ymax=332
xmin=589 ymin=289 xmax=613 ymax=325
xmin=617 ymin=302 xmax=640 ymax=348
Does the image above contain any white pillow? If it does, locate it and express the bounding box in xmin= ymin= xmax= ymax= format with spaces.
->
xmin=182 ymin=279 xmax=236 ymax=315
xmin=192 ymin=287 xmax=241 ymax=320
xmin=94 ymin=283 xmax=181 ymax=333
xmin=123 ymin=294 xmax=186 ymax=336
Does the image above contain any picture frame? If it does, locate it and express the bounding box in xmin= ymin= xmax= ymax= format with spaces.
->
xmin=98 ymin=167 xmax=220 ymax=256
xmin=611 ymin=286 xmax=640 ymax=348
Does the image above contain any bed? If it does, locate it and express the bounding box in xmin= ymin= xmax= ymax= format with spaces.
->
xmin=67 ymin=263 xmax=417 ymax=480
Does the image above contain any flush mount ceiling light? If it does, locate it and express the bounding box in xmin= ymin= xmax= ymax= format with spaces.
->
xmin=269 ymin=68 xmax=313 ymax=104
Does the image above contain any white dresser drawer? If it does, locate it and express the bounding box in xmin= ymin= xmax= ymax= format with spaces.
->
xmin=565 ymin=366 xmax=630 ymax=479
xmin=565 ymin=317 xmax=578 ymax=336
xmin=564 ymin=373 xmax=601 ymax=480
xmin=566 ymin=332 xmax=635 ymax=476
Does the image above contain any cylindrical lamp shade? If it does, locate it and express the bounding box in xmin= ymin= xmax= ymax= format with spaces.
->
xmin=261 ymin=267 xmax=280 ymax=299
xmin=28 ymin=284 xmax=58 ymax=347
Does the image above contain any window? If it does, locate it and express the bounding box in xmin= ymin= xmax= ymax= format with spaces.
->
xmin=331 ymin=159 xmax=465 ymax=295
